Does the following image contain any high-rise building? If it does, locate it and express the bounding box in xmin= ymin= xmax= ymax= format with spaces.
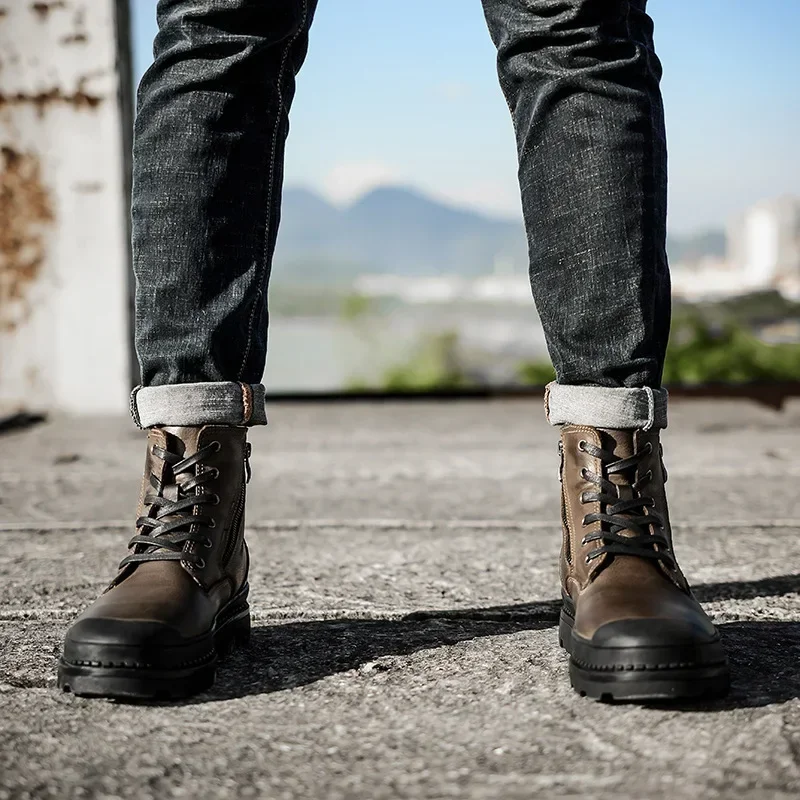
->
xmin=727 ymin=196 xmax=800 ymax=291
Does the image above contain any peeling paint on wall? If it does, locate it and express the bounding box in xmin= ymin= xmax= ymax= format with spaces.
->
xmin=60 ymin=31 xmax=87 ymax=45
xmin=0 ymin=0 xmax=132 ymax=413
xmin=30 ymin=2 xmax=67 ymax=21
xmin=0 ymin=146 xmax=54 ymax=332
xmin=0 ymin=80 xmax=104 ymax=113
xmin=0 ymin=3 xmax=106 ymax=113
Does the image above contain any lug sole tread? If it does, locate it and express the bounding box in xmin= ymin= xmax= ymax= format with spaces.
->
xmin=559 ymin=608 xmax=731 ymax=702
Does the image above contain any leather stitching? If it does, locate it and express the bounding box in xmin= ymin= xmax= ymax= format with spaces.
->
xmin=565 ymin=426 xmax=604 ymax=590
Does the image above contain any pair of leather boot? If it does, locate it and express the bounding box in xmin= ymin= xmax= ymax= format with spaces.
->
xmin=58 ymin=423 xmax=730 ymax=702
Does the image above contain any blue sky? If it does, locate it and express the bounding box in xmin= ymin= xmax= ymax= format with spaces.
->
xmin=130 ymin=0 xmax=800 ymax=234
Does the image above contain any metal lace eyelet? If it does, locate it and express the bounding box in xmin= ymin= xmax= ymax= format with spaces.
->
xmin=585 ymin=555 xmax=592 ymax=565
xmin=202 ymin=538 xmax=213 ymax=549
xmin=580 ymin=492 xmax=588 ymax=503
xmin=211 ymin=468 xmax=220 ymax=479
xmin=580 ymin=468 xmax=589 ymax=480
xmin=578 ymin=440 xmax=587 ymax=451
xmin=580 ymin=536 xmax=588 ymax=546
xmin=195 ymin=558 xmax=206 ymax=569
xmin=212 ymin=441 xmax=222 ymax=452
xmin=211 ymin=494 xmax=221 ymax=506
xmin=207 ymin=519 xmax=216 ymax=529
xmin=581 ymin=515 xmax=589 ymax=526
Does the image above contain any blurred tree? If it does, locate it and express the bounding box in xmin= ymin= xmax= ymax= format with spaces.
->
xmin=380 ymin=331 xmax=472 ymax=391
xmin=517 ymin=306 xmax=800 ymax=386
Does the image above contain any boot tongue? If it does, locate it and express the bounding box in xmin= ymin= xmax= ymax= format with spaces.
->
xmin=597 ymin=429 xmax=636 ymax=489
xmin=595 ymin=428 xmax=638 ymax=514
xmin=139 ymin=427 xmax=203 ymax=557
xmin=161 ymin=426 xmax=202 ymax=458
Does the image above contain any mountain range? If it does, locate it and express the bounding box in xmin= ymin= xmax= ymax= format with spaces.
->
xmin=271 ymin=186 xmax=724 ymax=282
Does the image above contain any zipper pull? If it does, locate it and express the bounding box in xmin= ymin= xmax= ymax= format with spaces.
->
xmin=244 ymin=442 xmax=252 ymax=484
xmin=558 ymin=440 xmax=564 ymax=484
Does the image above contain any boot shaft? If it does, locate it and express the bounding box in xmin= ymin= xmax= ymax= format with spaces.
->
xmin=558 ymin=425 xmax=685 ymax=594
xmin=120 ymin=424 xmax=251 ymax=593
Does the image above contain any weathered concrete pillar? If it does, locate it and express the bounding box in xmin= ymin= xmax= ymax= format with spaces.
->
xmin=0 ymin=0 xmax=133 ymax=415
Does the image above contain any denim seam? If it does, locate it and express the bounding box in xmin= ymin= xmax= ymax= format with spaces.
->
xmin=237 ymin=0 xmax=309 ymax=381
xmin=240 ymin=381 xmax=252 ymax=424
xmin=130 ymin=386 xmax=143 ymax=430
xmin=628 ymin=0 xmax=663 ymax=385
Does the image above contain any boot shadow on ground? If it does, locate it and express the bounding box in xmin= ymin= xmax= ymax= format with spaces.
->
xmin=199 ymin=574 xmax=800 ymax=709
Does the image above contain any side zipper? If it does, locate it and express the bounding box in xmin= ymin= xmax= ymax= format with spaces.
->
xmin=558 ymin=440 xmax=572 ymax=564
xmin=221 ymin=444 xmax=251 ymax=568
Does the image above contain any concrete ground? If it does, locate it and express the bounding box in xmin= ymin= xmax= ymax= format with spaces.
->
xmin=1 ymin=398 xmax=800 ymax=799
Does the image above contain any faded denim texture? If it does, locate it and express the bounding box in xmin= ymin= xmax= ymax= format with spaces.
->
xmin=132 ymin=0 xmax=671 ymax=427
xmin=131 ymin=382 xmax=267 ymax=429
xmin=132 ymin=0 xmax=318 ymax=393
xmin=545 ymin=382 xmax=668 ymax=430
xmin=482 ymin=0 xmax=671 ymax=390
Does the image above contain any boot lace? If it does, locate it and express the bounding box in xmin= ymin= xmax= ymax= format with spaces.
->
xmin=578 ymin=439 xmax=674 ymax=569
xmin=119 ymin=440 xmax=221 ymax=569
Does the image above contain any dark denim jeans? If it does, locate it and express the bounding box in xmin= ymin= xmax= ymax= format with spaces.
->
xmin=131 ymin=0 xmax=671 ymax=428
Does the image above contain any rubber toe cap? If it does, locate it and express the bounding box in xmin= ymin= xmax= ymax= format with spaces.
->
xmin=62 ymin=617 xmax=195 ymax=668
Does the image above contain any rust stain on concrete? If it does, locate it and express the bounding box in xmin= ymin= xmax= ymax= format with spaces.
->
xmin=30 ymin=1 xmax=67 ymax=20
xmin=0 ymin=76 xmax=103 ymax=115
xmin=0 ymin=146 xmax=54 ymax=332
xmin=59 ymin=32 xmax=88 ymax=45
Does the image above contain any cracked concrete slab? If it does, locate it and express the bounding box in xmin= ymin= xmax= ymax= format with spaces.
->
xmin=1 ymin=399 xmax=800 ymax=799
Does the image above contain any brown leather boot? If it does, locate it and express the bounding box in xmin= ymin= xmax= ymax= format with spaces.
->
xmin=58 ymin=425 xmax=251 ymax=700
xmin=557 ymin=425 xmax=730 ymax=701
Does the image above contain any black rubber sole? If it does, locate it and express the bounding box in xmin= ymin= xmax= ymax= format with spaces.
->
xmin=57 ymin=592 xmax=250 ymax=702
xmin=559 ymin=609 xmax=730 ymax=703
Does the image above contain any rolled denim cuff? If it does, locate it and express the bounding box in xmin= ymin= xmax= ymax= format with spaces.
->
xmin=544 ymin=382 xmax=668 ymax=430
xmin=130 ymin=382 xmax=267 ymax=428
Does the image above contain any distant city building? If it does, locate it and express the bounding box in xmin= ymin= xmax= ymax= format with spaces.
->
xmin=727 ymin=196 xmax=800 ymax=297
xmin=357 ymin=197 xmax=800 ymax=305
xmin=354 ymin=274 xmax=466 ymax=303
xmin=670 ymin=256 xmax=742 ymax=301
xmin=671 ymin=195 xmax=800 ymax=301
xmin=354 ymin=272 xmax=534 ymax=305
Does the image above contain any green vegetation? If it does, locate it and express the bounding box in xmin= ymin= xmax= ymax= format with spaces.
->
xmin=517 ymin=303 xmax=800 ymax=386
xmin=517 ymin=360 xmax=556 ymax=385
xmin=693 ymin=290 xmax=800 ymax=325
xmin=337 ymin=289 xmax=800 ymax=391
xmin=662 ymin=309 xmax=800 ymax=384
xmin=340 ymin=292 xmax=372 ymax=322
xmin=379 ymin=332 xmax=472 ymax=391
